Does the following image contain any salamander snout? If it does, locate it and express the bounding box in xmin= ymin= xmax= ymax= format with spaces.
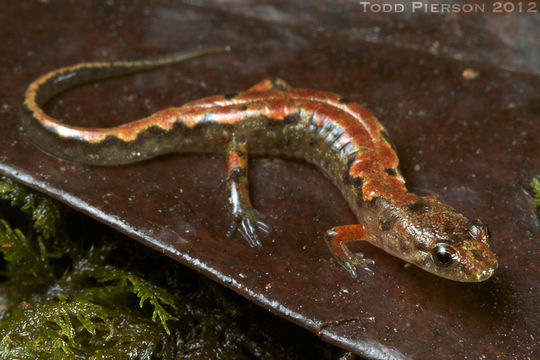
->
xmin=428 ymin=239 xmax=497 ymax=282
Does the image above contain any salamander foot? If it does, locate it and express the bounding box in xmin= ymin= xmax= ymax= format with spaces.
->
xmin=334 ymin=252 xmax=375 ymax=278
xmin=325 ymin=225 xmax=375 ymax=277
xmin=227 ymin=209 xmax=271 ymax=247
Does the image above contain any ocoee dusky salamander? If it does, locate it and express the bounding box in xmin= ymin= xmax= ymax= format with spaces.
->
xmin=21 ymin=48 xmax=498 ymax=282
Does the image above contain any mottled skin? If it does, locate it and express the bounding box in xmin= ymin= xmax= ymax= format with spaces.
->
xmin=20 ymin=49 xmax=498 ymax=282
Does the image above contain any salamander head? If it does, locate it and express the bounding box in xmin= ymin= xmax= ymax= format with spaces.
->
xmin=376 ymin=196 xmax=498 ymax=282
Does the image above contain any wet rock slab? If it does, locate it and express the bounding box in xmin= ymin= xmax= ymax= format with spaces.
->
xmin=0 ymin=1 xmax=538 ymax=359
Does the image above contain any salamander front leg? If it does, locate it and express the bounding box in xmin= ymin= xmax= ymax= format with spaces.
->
xmin=325 ymin=225 xmax=375 ymax=277
xmin=226 ymin=138 xmax=271 ymax=247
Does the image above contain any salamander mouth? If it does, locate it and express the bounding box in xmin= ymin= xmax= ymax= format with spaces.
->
xmin=477 ymin=265 xmax=497 ymax=281
xmin=425 ymin=250 xmax=498 ymax=282
xmin=454 ymin=256 xmax=498 ymax=282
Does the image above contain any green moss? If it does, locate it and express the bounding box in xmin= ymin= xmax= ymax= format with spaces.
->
xmin=533 ymin=177 xmax=540 ymax=218
xmin=0 ymin=176 xmax=341 ymax=359
xmin=0 ymin=176 xmax=61 ymax=239
xmin=1 ymin=298 xmax=113 ymax=359
xmin=532 ymin=178 xmax=540 ymax=205
xmin=0 ymin=177 xmax=180 ymax=358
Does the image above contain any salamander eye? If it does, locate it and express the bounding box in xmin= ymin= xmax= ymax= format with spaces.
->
xmin=468 ymin=219 xmax=490 ymax=241
xmin=430 ymin=243 xmax=458 ymax=267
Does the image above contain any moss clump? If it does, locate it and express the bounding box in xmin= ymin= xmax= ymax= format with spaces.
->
xmin=532 ymin=177 xmax=540 ymax=218
xmin=0 ymin=298 xmax=113 ymax=359
xmin=0 ymin=176 xmax=179 ymax=359
xmin=0 ymin=176 xmax=341 ymax=359
xmin=0 ymin=176 xmax=61 ymax=239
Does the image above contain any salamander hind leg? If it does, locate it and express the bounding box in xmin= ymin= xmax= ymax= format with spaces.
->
xmin=226 ymin=138 xmax=271 ymax=247
xmin=325 ymin=225 xmax=375 ymax=277
xmin=247 ymin=78 xmax=293 ymax=92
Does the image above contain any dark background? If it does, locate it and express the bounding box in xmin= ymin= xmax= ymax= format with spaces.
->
xmin=0 ymin=1 xmax=538 ymax=359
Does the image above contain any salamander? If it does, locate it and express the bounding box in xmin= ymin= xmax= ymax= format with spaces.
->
xmin=20 ymin=48 xmax=498 ymax=282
